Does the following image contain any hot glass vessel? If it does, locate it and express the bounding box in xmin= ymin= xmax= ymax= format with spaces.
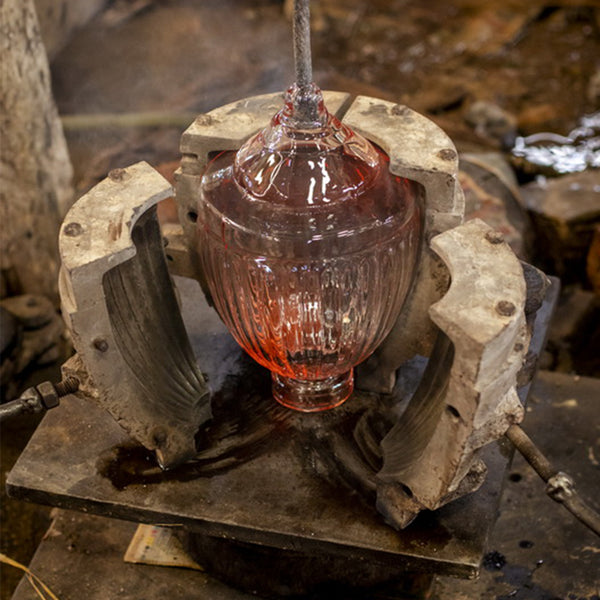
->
xmin=197 ymin=84 xmax=423 ymax=411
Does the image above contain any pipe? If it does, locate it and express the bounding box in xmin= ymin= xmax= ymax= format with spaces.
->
xmin=506 ymin=424 xmax=600 ymax=537
xmin=0 ymin=377 xmax=79 ymax=423
xmin=293 ymin=0 xmax=313 ymax=91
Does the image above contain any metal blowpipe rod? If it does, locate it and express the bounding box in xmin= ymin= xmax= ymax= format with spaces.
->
xmin=292 ymin=0 xmax=321 ymax=124
xmin=293 ymin=0 xmax=313 ymax=91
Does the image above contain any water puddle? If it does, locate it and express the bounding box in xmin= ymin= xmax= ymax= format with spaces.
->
xmin=512 ymin=112 xmax=600 ymax=175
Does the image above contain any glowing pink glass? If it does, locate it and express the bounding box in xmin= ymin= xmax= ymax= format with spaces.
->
xmin=197 ymin=84 xmax=423 ymax=411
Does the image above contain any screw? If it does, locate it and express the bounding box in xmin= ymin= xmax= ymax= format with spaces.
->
xmin=152 ymin=427 xmax=167 ymax=447
xmin=196 ymin=114 xmax=215 ymax=126
xmin=485 ymin=230 xmax=505 ymax=244
xmin=391 ymin=104 xmax=411 ymax=117
xmin=93 ymin=338 xmax=109 ymax=352
xmin=64 ymin=222 xmax=83 ymax=237
xmin=109 ymin=168 xmax=128 ymax=181
xmin=496 ymin=300 xmax=516 ymax=316
xmin=437 ymin=148 xmax=457 ymax=161
xmin=36 ymin=377 xmax=79 ymax=411
xmin=54 ymin=377 xmax=80 ymax=396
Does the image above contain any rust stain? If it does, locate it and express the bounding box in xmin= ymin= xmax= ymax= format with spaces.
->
xmin=108 ymin=214 xmax=124 ymax=241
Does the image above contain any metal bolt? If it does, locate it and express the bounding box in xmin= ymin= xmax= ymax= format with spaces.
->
xmin=36 ymin=381 xmax=60 ymax=409
xmin=93 ymin=338 xmax=109 ymax=352
xmin=485 ymin=230 xmax=505 ymax=244
xmin=196 ymin=114 xmax=214 ymax=126
xmin=109 ymin=168 xmax=128 ymax=181
xmin=437 ymin=148 xmax=457 ymax=161
xmin=152 ymin=427 xmax=168 ymax=447
xmin=36 ymin=378 xmax=79 ymax=409
xmin=54 ymin=377 xmax=80 ymax=396
xmin=391 ymin=104 xmax=411 ymax=117
xmin=64 ymin=222 xmax=83 ymax=237
xmin=0 ymin=378 xmax=79 ymax=422
xmin=496 ymin=300 xmax=516 ymax=316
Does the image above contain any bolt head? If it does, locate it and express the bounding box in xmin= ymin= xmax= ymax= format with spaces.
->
xmin=485 ymin=230 xmax=505 ymax=244
xmin=36 ymin=381 xmax=60 ymax=409
xmin=93 ymin=338 xmax=109 ymax=352
xmin=64 ymin=222 xmax=84 ymax=237
xmin=496 ymin=300 xmax=516 ymax=316
xmin=437 ymin=148 xmax=457 ymax=162
xmin=108 ymin=168 xmax=128 ymax=181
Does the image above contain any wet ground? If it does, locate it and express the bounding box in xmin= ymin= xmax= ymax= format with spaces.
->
xmin=2 ymin=1 xmax=599 ymax=598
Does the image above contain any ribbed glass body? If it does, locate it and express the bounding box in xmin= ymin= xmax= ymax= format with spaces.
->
xmin=197 ymin=85 xmax=423 ymax=411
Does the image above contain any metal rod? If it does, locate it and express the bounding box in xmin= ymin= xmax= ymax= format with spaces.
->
xmin=0 ymin=377 xmax=79 ymax=423
xmin=505 ymin=423 xmax=554 ymax=480
xmin=506 ymin=424 xmax=600 ymax=537
xmin=293 ymin=0 xmax=313 ymax=90
xmin=55 ymin=377 xmax=80 ymax=397
xmin=0 ymin=397 xmax=41 ymax=422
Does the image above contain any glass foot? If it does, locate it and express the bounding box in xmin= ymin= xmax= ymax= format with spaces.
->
xmin=272 ymin=371 xmax=353 ymax=412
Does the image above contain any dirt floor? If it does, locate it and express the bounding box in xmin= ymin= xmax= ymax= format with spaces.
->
xmin=2 ymin=1 xmax=599 ymax=598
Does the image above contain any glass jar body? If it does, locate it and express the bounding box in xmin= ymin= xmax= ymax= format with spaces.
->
xmin=197 ymin=146 xmax=423 ymax=411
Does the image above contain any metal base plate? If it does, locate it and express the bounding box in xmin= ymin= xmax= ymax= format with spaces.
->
xmin=10 ymin=372 xmax=600 ymax=600
xmin=7 ymin=278 xmax=510 ymax=579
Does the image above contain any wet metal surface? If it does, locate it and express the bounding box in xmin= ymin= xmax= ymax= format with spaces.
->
xmin=7 ymin=278 xmax=509 ymax=580
xmin=9 ymin=371 xmax=600 ymax=600
xmin=434 ymin=371 xmax=600 ymax=600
